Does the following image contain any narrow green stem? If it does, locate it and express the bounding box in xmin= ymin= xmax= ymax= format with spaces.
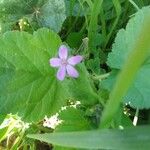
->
xmin=92 ymin=73 xmax=110 ymax=80
xmin=88 ymin=0 xmax=103 ymax=51
xmin=128 ymin=0 xmax=140 ymax=11
xmin=100 ymin=7 xmax=106 ymax=40
xmin=104 ymin=0 xmax=121 ymax=49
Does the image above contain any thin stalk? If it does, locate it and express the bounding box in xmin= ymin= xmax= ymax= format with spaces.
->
xmin=100 ymin=7 xmax=106 ymax=41
xmin=128 ymin=0 xmax=140 ymax=11
xmin=133 ymin=108 xmax=139 ymax=126
xmin=104 ymin=0 xmax=121 ymax=49
xmin=88 ymin=0 xmax=103 ymax=51
xmin=92 ymin=73 xmax=110 ymax=80
xmin=68 ymin=0 xmax=76 ymax=28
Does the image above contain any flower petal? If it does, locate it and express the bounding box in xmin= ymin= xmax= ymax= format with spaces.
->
xmin=50 ymin=58 xmax=61 ymax=67
xmin=57 ymin=66 xmax=66 ymax=81
xmin=66 ymin=65 xmax=79 ymax=78
xmin=59 ymin=45 xmax=68 ymax=59
xmin=68 ymin=55 xmax=83 ymax=65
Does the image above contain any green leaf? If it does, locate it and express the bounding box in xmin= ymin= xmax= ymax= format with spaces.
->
xmin=55 ymin=107 xmax=91 ymax=132
xmin=28 ymin=126 xmax=150 ymax=150
xmin=38 ymin=0 xmax=66 ymax=32
xmin=0 ymin=127 xmax=9 ymax=142
xmin=102 ymin=6 xmax=150 ymax=109
xmin=0 ymin=0 xmax=66 ymax=32
xmin=65 ymin=0 xmax=90 ymax=17
xmin=86 ymin=57 xmax=101 ymax=74
xmin=0 ymin=28 xmax=98 ymax=122
xmin=66 ymin=32 xmax=83 ymax=48
xmin=54 ymin=147 xmax=77 ymax=150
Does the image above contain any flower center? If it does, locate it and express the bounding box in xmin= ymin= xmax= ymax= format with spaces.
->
xmin=61 ymin=59 xmax=68 ymax=66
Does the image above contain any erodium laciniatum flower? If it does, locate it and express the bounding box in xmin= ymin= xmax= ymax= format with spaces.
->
xmin=49 ymin=45 xmax=83 ymax=81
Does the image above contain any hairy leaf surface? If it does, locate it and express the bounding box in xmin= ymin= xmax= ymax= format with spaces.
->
xmin=0 ymin=28 xmax=98 ymax=122
xmin=102 ymin=7 xmax=150 ymax=109
xmin=0 ymin=0 xmax=66 ymax=32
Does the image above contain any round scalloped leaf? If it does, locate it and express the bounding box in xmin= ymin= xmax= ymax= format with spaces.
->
xmin=0 ymin=0 xmax=66 ymax=32
xmin=38 ymin=0 xmax=66 ymax=32
xmin=0 ymin=28 xmax=98 ymax=122
xmin=104 ymin=7 xmax=150 ymax=109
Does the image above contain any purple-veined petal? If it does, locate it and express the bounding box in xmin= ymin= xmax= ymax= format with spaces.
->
xmin=66 ymin=65 xmax=79 ymax=78
xmin=68 ymin=55 xmax=83 ymax=65
xmin=59 ymin=45 xmax=68 ymax=59
xmin=50 ymin=58 xmax=61 ymax=67
xmin=57 ymin=66 xmax=66 ymax=81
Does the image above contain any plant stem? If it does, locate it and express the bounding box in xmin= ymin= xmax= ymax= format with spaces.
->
xmin=92 ymin=73 xmax=110 ymax=80
xmin=104 ymin=0 xmax=121 ymax=49
xmin=128 ymin=0 xmax=140 ymax=11
xmin=88 ymin=0 xmax=103 ymax=51
xmin=133 ymin=108 xmax=139 ymax=126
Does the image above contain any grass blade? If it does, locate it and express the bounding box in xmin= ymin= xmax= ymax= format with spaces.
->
xmin=28 ymin=126 xmax=150 ymax=150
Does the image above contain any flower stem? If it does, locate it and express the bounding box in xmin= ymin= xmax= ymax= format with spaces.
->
xmin=133 ymin=108 xmax=139 ymax=126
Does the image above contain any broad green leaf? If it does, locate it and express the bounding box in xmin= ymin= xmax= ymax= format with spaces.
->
xmin=65 ymin=0 xmax=90 ymax=17
xmin=28 ymin=126 xmax=150 ymax=150
xmin=38 ymin=0 xmax=66 ymax=32
xmin=0 ymin=28 xmax=98 ymax=122
xmin=102 ymin=6 xmax=150 ymax=109
xmin=0 ymin=0 xmax=66 ymax=32
xmin=55 ymin=107 xmax=91 ymax=132
xmin=0 ymin=0 xmax=42 ymax=26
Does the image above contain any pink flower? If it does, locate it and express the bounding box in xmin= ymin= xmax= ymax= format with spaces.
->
xmin=49 ymin=45 xmax=83 ymax=81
